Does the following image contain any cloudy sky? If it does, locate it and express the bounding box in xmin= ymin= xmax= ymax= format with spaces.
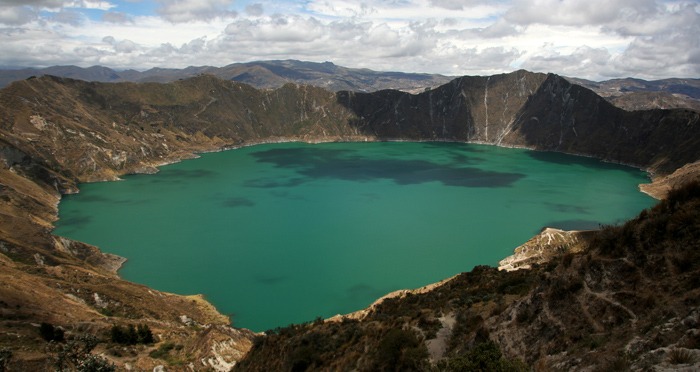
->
xmin=0 ymin=0 xmax=698 ymax=80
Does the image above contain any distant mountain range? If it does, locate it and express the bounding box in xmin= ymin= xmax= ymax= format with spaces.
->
xmin=1 ymin=60 xmax=699 ymax=111
xmin=566 ymin=76 xmax=700 ymax=112
xmin=0 ymin=60 xmax=453 ymax=94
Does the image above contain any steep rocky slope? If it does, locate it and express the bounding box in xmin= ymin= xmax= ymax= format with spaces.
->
xmin=0 ymin=71 xmax=699 ymax=369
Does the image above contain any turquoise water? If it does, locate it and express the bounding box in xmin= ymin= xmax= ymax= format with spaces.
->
xmin=54 ymin=142 xmax=655 ymax=331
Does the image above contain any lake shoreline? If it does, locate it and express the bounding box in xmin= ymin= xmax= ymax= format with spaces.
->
xmin=54 ymin=139 xmax=656 ymax=331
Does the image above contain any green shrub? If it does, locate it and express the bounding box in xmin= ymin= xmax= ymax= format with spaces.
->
xmin=374 ymin=328 xmax=428 ymax=371
xmin=439 ymin=341 xmax=528 ymax=371
xmin=149 ymin=342 xmax=183 ymax=361
xmin=110 ymin=324 xmax=153 ymax=345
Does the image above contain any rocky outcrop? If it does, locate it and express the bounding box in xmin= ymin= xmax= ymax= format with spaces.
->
xmin=640 ymin=160 xmax=700 ymax=199
xmin=498 ymin=228 xmax=595 ymax=271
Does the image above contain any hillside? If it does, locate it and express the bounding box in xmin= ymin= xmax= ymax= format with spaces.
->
xmin=0 ymin=71 xmax=699 ymax=369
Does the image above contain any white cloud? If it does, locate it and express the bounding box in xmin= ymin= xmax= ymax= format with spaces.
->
xmin=1 ymin=0 xmax=63 ymax=8
xmin=0 ymin=5 xmax=38 ymax=25
xmin=428 ymin=0 xmax=496 ymax=10
xmin=64 ymin=1 xmax=117 ymax=11
xmin=102 ymin=11 xmax=131 ymax=23
xmin=505 ymin=0 xmax=656 ymax=27
xmin=521 ymin=45 xmax=615 ymax=78
xmin=245 ymin=3 xmax=264 ymax=17
xmin=114 ymin=38 xmax=138 ymax=53
xmin=156 ymin=0 xmax=237 ymax=23
xmin=0 ymin=0 xmax=697 ymax=80
xmin=50 ymin=10 xmax=85 ymax=25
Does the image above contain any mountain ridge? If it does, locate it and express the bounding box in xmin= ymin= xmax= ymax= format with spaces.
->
xmin=2 ymin=60 xmax=700 ymax=111
xmin=0 ymin=60 xmax=453 ymax=94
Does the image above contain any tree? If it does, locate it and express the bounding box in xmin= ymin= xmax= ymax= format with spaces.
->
xmin=111 ymin=323 xmax=154 ymax=345
xmin=375 ymin=328 xmax=429 ymax=371
xmin=52 ymin=334 xmax=115 ymax=372
xmin=136 ymin=324 xmax=154 ymax=344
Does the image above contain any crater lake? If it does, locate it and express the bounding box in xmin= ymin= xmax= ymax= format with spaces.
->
xmin=54 ymin=142 xmax=655 ymax=331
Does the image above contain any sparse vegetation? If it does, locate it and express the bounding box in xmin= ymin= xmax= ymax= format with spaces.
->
xmin=149 ymin=342 xmax=184 ymax=365
xmin=0 ymin=348 xmax=12 ymax=372
xmin=667 ymin=348 xmax=696 ymax=365
xmin=374 ymin=328 xmax=428 ymax=371
xmin=40 ymin=322 xmax=65 ymax=343
xmin=110 ymin=324 xmax=154 ymax=345
xmin=51 ymin=334 xmax=115 ymax=372
xmin=438 ymin=341 xmax=528 ymax=371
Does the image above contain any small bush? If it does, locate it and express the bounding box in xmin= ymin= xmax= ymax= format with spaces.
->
xmin=667 ymin=348 xmax=696 ymax=365
xmin=610 ymin=355 xmax=632 ymax=371
xmin=439 ymin=341 xmax=528 ymax=372
xmin=374 ymin=328 xmax=428 ymax=371
xmin=110 ymin=324 xmax=154 ymax=345
xmin=52 ymin=334 xmax=114 ymax=372
xmin=39 ymin=322 xmax=65 ymax=343
xmin=149 ymin=342 xmax=183 ymax=360
xmin=0 ymin=347 xmax=12 ymax=372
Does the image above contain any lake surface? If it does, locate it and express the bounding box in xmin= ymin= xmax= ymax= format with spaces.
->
xmin=54 ymin=142 xmax=655 ymax=331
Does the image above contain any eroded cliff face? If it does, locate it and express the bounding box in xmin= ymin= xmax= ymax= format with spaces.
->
xmin=1 ymin=71 xmax=699 ymax=369
xmin=339 ymin=72 xmax=700 ymax=175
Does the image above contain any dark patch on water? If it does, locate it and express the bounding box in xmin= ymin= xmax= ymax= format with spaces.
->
xmin=544 ymin=202 xmax=590 ymax=214
xmin=447 ymin=152 xmax=484 ymax=166
xmin=149 ymin=169 xmax=217 ymax=182
xmin=526 ymin=151 xmax=643 ymax=176
xmin=347 ymin=284 xmax=385 ymax=297
xmin=73 ymin=194 xmax=148 ymax=206
xmin=419 ymin=143 xmax=487 ymax=165
xmin=255 ymin=275 xmax=287 ymax=285
xmin=244 ymin=177 xmax=306 ymax=188
xmin=73 ymin=194 xmax=112 ymax=203
xmin=58 ymin=214 xmax=92 ymax=227
xmin=419 ymin=142 xmax=486 ymax=153
xmin=222 ymin=197 xmax=255 ymax=208
xmin=270 ymin=190 xmax=307 ymax=201
xmin=360 ymin=193 xmax=381 ymax=201
xmin=248 ymin=148 xmax=523 ymax=188
xmin=57 ymin=214 xmax=92 ymax=228
xmin=340 ymin=284 xmax=390 ymax=310
xmin=545 ymin=219 xmax=602 ymax=231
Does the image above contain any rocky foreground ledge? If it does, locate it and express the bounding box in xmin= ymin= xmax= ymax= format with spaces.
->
xmin=0 ymin=72 xmax=699 ymax=370
xmin=498 ymin=227 xmax=596 ymax=272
